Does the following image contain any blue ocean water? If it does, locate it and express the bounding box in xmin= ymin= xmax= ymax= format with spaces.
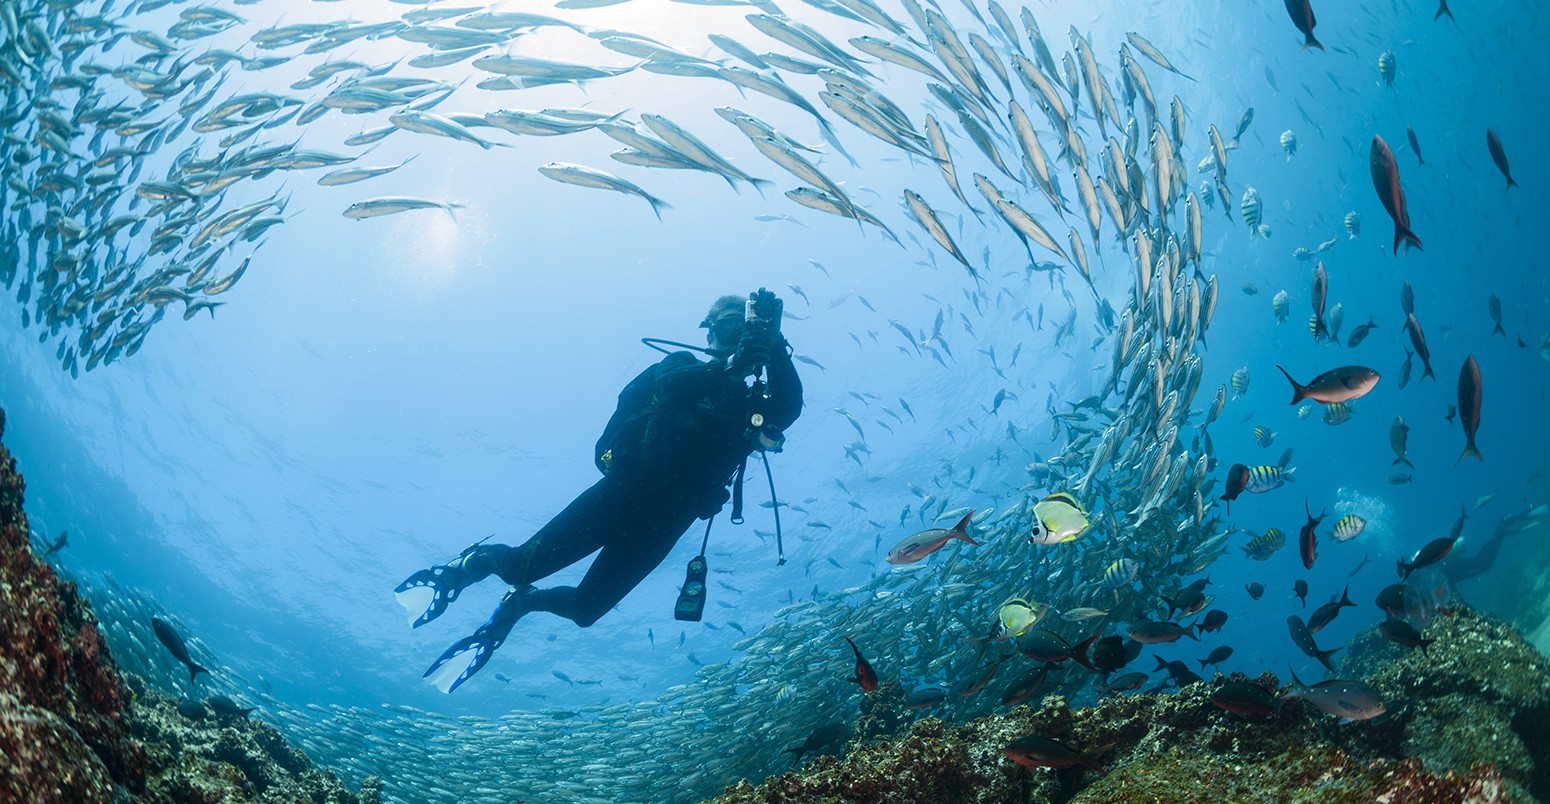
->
xmin=2 ymin=0 xmax=1546 ymax=799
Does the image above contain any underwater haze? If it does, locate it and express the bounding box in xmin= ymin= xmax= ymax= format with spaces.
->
xmin=3 ymin=0 xmax=1548 ymax=800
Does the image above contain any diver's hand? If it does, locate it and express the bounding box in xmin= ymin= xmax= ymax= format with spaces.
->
xmin=734 ymin=327 xmax=772 ymax=373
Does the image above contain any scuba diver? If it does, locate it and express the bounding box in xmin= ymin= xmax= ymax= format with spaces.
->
xmin=396 ymin=290 xmax=802 ymax=692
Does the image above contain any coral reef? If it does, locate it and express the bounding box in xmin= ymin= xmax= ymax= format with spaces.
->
xmin=0 ymin=407 xmax=379 ymax=803
xmin=712 ymin=605 xmax=1546 ymax=803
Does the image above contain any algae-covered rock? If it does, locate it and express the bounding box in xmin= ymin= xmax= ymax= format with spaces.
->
xmin=711 ymin=603 xmax=1547 ymax=803
xmin=0 ymin=407 xmax=378 ymax=803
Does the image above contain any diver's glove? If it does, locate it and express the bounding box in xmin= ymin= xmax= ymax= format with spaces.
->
xmin=422 ymin=585 xmax=532 ymax=694
xmin=733 ymin=327 xmax=772 ymax=374
xmin=393 ymin=539 xmax=495 ymax=628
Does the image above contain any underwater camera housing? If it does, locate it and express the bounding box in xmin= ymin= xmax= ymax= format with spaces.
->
xmin=674 ymin=554 xmax=708 ymax=622
xmin=743 ymin=287 xmax=782 ymax=340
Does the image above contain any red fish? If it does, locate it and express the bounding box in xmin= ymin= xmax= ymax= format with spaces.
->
xmin=1298 ymin=500 xmax=1324 ymax=570
xmin=1276 ymin=364 xmax=1380 ymax=404
xmin=885 ymin=512 xmax=980 ymax=564
xmin=1486 ymin=129 xmax=1517 ymax=190
xmin=1282 ymin=0 xmax=1324 ymax=51
xmin=844 ymin=636 xmax=878 ymax=692
xmin=1456 ymin=356 xmax=1483 ymax=463
xmin=1370 ymin=136 xmax=1423 ymax=254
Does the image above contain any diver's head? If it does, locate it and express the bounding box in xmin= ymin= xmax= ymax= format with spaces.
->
xmin=701 ymin=294 xmax=746 ymax=357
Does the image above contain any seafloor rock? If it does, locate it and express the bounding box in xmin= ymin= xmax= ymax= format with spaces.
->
xmin=713 ymin=605 xmax=1546 ymax=803
xmin=0 ymin=407 xmax=380 ymax=803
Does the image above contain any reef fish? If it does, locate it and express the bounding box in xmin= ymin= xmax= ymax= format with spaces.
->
xmin=1276 ymin=365 xmax=1380 ymax=404
xmin=1283 ymin=670 xmax=1386 ymax=724
xmin=1332 ymin=516 xmax=1366 ymax=542
xmin=843 ymin=636 xmax=878 ymax=691
xmin=1282 ymin=0 xmax=1324 ymax=51
xmin=1378 ymin=619 xmax=1433 ymax=654
xmin=1028 ymin=493 xmax=1090 ymax=544
xmin=1390 ymin=416 xmax=1413 ymax=467
xmin=1299 ymin=501 xmax=1325 ymax=569
xmin=1486 ymin=129 xmax=1517 ymax=190
xmin=1004 ymin=735 xmax=1110 ymax=775
xmin=1286 ymin=615 xmax=1339 ymax=672
xmin=1370 ymin=136 xmax=1422 ymax=254
xmin=1403 ymin=314 xmax=1437 ymax=381
xmin=1212 ymin=682 xmax=1276 ymax=716
xmin=996 ymin=598 xmax=1050 ymax=640
xmin=1307 ymin=586 xmax=1355 ymax=633
xmin=1128 ymin=620 xmax=1197 ymax=644
xmin=152 ymin=617 xmax=210 ymax=683
xmin=1398 ymin=536 xmax=1458 ymax=579
xmin=1246 ymin=529 xmax=1283 ymax=560
xmin=1456 ymin=355 xmax=1483 ymax=463
xmin=886 ymin=512 xmax=980 ymax=564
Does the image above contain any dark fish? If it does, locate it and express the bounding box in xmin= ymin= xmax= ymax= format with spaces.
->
xmin=1286 ymin=615 xmax=1340 ymax=672
xmin=1276 ymin=364 xmax=1379 ymax=404
xmin=1211 ymin=681 xmax=1276 ymax=716
xmin=1100 ymin=671 xmax=1149 ymax=696
xmin=1436 ymin=0 xmax=1454 ymax=20
xmin=1310 ymin=262 xmax=1330 ymax=341
xmin=1398 ymin=536 xmax=1458 ymax=579
xmin=844 ymin=636 xmax=878 ymax=691
xmin=1198 ymin=646 xmax=1234 ymax=669
xmin=905 ymin=687 xmax=948 ymax=710
xmin=1018 ymin=630 xmax=1099 ymax=671
xmin=1001 ymin=662 xmax=1058 ymax=707
xmin=1154 ymin=656 xmax=1202 ymax=687
xmin=205 ymin=694 xmax=255 ymax=718
xmin=152 ymin=617 xmax=209 ymax=683
xmin=956 ymin=654 xmax=1010 ymax=697
xmin=1307 ymin=585 xmax=1356 ymax=633
xmin=786 ymin=722 xmax=846 ymax=764
xmin=1445 ymin=403 xmax=1457 ymax=424
xmin=1246 ymin=582 xmax=1265 ymax=600
xmin=1378 ymin=619 xmax=1433 ymax=654
xmin=1370 ymin=136 xmax=1423 ymax=254
xmin=1128 ymin=620 xmax=1197 ymax=644
xmin=1231 ymin=107 xmax=1255 ymax=147
xmin=1293 ymin=579 xmax=1309 ymax=607
xmin=1161 ymin=587 xmax=1213 ymax=619
xmin=1403 ymin=314 xmax=1437 ymax=381
xmin=1376 ymin=583 xmax=1409 ymax=616
xmin=1298 ymin=501 xmax=1325 ymax=570
xmin=176 ymin=698 xmax=208 ymax=720
xmin=1486 ymin=129 xmax=1517 ymax=190
xmin=1004 ymin=735 xmax=1111 ymax=774
xmin=1282 ymin=0 xmax=1324 ymax=51
xmin=1088 ymin=636 xmax=1140 ymax=676
xmin=1346 ymin=320 xmax=1378 ymax=348
xmin=1456 ymin=355 xmax=1483 ymax=463
xmin=1390 ymin=416 xmax=1412 ymax=467
xmin=1405 ymin=126 xmax=1424 ymax=165
xmin=40 ymin=531 xmax=69 ymax=557
xmin=1220 ymin=463 xmax=1250 ymax=509
xmin=1489 ymin=293 xmax=1504 ymax=337
xmin=1198 ymin=609 xmax=1229 ymax=633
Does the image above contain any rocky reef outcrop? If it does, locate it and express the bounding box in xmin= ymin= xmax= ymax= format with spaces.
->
xmin=0 ymin=408 xmax=379 ymax=802
xmin=714 ymin=600 xmax=1546 ymax=803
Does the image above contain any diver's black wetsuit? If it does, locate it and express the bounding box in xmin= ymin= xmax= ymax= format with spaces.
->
xmin=471 ymin=346 xmax=802 ymax=626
